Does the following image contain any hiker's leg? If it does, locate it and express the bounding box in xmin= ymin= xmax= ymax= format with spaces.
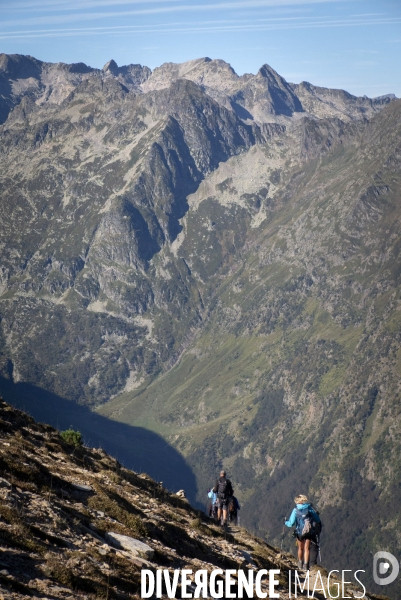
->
xmin=297 ymin=540 xmax=304 ymax=562
xmin=217 ymin=498 xmax=222 ymax=521
xmin=222 ymin=508 xmax=227 ymax=523
xmin=304 ymin=539 xmax=311 ymax=566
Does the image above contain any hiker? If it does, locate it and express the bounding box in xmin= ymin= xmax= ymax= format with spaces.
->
xmin=228 ymin=495 xmax=241 ymax=524
xmin=213 ymin=470 xmax=233 ymax=526
xmin=285 ymin=494 xmax=321 ymax=571
xmin=207 ymin=488 xmax=218 ymax=520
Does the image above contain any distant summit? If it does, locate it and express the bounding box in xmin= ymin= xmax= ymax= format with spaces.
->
xmin=102 ymin=58 xmax=119 ymax=75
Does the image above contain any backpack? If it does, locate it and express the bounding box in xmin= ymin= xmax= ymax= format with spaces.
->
xmin=228 ymin=496 xmax=236 ymax=515
xmin=295 ymin=506 xmax=321 ymax=539
xmin=217 ymin=478 xmax=232 ymax=500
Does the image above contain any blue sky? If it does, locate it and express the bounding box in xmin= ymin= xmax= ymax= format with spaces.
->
xmin=1 ymin=0 xmax=400 ymax=97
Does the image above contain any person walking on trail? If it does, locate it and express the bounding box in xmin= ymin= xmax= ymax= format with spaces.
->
xmin=228 ymin=495 xmax=241 ymax=525
xmin=213 ymin=470 xmax=233 ymax=526
xmin=285 ymin=494 xmax=321 ymax=571
xmin=207 ymin=488 xmax=218 ymax=519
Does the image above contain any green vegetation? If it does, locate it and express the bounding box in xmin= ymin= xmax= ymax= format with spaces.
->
xmin=87 ymin=491 xmax=148 ymax=538
xmin=61 ymin=428 xmax=83 ymax=447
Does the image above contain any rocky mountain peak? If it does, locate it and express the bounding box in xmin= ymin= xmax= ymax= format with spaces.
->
xmin=375 ymin=92 xmax=396 ymax=100
xmin=0 ymin=53 xmax=9 ymax=72
xmin=59 ymin=60 xmax=94 ymax=74
xmin=257 ymin=62 xmax=283 ymax=80
xmin=141 ymin=57 xmax=238 ymax=93
xmin=102 ymin=58 xmax=119 ymax=75
xmin=0 ymin=53 xmax=43 ymax=79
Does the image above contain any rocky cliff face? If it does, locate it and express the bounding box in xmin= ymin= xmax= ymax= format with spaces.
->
xmin=0 ymin=53 xmax=400 ymax=598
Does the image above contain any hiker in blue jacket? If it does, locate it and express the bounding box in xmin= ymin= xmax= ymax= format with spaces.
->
xmin=207 ymin=488 xmax=218 ymax=519
xmin=285 ymin=494 xmax=321 ymax=571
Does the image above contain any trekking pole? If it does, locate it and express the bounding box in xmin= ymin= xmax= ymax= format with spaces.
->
xmin=281 ymin=507 xmax=293 ymax=553
xmin=280 ymin=518 xmax=286 ymax=552
xmin=313 ymin=500 xmax=322 ymax=564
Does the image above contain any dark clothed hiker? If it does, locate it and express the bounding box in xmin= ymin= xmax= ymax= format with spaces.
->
xmin=228 ymin=495 xmax=241 ymax=524
xmin=213 ymin=470 xmax=233 ymax=526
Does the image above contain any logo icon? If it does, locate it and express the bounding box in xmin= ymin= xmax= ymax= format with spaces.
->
xmin=373 ymin=551 xmax=400 ymax=586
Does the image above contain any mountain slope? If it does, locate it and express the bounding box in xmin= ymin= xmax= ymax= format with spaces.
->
xmin=1 ymin=53 xmax=373 ymax=405
xmin=1 ymin=399 xmax=387 ymax=600
xmin=0 ymin=54 xmax=400 ymax=598
xmin=100 ymin=99 xmax=401 ymax=597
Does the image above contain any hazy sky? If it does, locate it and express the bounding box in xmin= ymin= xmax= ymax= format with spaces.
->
xmin=1 ymin=0 xmax=400 ymax=97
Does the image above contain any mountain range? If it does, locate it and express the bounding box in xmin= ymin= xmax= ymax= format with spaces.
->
xmin=0 ymin=52 xmax=400 ymax=597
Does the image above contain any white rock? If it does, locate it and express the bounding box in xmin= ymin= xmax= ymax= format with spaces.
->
xmin=72 ymin=483 xmax=93 ymax=492
xmin=105 ymin=532 xmax=154 ymax=559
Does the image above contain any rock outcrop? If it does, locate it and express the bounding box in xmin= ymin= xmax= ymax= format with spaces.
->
xmin=105 ymin=532 xmax=154 ymax=559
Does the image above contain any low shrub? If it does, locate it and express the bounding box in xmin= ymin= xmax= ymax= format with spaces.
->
xmin=60 ymin=428 xmax=83 ymax=447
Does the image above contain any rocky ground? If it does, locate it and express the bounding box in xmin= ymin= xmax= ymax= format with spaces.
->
xmin=0 ymin=400 xmax=386 ymax=600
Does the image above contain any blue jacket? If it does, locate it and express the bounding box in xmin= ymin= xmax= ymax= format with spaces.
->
xmin=285 ymin=503 xmax=320 ymax=528
xmin=208 ymin=490 xmax=217 ymax=504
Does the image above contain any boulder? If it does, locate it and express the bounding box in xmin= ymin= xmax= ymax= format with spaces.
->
xmin=105 ymin=533 xmax=154 ymax=559
xmin=72 ymin=483 xmax=93 ymax=492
